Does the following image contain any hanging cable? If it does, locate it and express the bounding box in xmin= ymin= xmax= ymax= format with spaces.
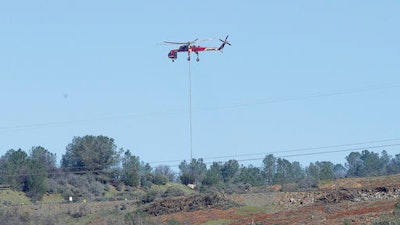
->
xmin=189 ymin=59 xmax=193 ymax=160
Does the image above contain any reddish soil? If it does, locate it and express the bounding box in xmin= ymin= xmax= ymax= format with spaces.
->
xmin=155 ymin=175 xmax=400 ymax=224
xmin=231 ymin=200 xmax=396 ymax=225
xmin=158 ymin=198 xmax=396 ymax=225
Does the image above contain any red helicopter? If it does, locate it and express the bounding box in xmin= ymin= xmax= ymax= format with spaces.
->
xmin=164 ymin=35 xmax=231 ymax=62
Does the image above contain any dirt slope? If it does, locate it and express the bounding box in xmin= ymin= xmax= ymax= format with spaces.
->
xmin=157 ymin=174 xmax=400 ymax=224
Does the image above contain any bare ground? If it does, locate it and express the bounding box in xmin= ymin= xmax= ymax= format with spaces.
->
xmin=157 ymin=175 xmax=400 ymax=224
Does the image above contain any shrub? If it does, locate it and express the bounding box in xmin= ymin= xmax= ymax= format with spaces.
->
xmin=281 ymin=183 xmax=299 ymax=192
xmin=152 ymin=173 xmax=167 ymax=185
xmin=88 ymin=181 xmax=104 ymax=196
xmin=68 ymin=203 xmax=89 ymax=218
xmin=141 ymin=189 xmax=162 ymax=203
xmin=162 ymin=186 xmax=185 ymax=198
xmin=220 ymin=183 xmax=251 ymax=194
xmin=48 ymin=173 xmax=107 ymax=201
xmin=298 ymin=177 xmax=318 ymax=189
xmin=179 ymin=173 xmax=195 ymax=185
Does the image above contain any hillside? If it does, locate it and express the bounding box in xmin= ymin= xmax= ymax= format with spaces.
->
xmin=1 ymin=175 xmax=400 ymax=224
xmin=159 ymin=175 xmax=400 ymax=224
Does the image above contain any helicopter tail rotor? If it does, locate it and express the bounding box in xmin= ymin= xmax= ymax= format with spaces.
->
xmin=218 ymin=35 xmax=231 ymax=51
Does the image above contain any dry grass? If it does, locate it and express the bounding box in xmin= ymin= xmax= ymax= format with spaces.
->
xmin=0 ymin=189 xmax=31 ymax=205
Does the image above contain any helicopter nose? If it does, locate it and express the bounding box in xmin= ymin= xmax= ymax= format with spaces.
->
xmin=168 ymin=50 xmax=177 ymax=59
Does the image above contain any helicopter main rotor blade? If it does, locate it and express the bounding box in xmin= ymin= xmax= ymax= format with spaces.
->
xmin=196 ymin=37 xmax=215 ymax=43
xmin=164 ymin=41 xmax=188 ymax=45
xmin=164 ymin=37 xmax=219 ymax=45
xmin=187 ymin=38 xmax=199 ymax=45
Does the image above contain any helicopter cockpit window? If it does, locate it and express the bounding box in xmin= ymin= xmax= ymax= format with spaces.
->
xmin=179 ymin=45 xmax=188 ymax=51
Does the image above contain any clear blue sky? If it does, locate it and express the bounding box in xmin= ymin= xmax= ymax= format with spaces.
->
xmin=1 ymin=1 xmax=399 ymax=168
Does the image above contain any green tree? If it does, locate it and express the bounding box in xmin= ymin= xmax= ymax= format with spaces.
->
xmin=333 ymin=163 xmax=347 ymax=179
xmin=306 ymin=161 xmax=335 ymax=181
xmin=306 ymin=162 xmax=319 ymax=180
xmin=316 ymin=161 xmax=334 ymax=180
xmin=221 ymin=159 xmax=239 ymax=183
xmin=0 ymin=149 xmax=29 ymax=190
xmin=179 ymin=172 xmax=195 ymax=185
xmin=346 ymin=152 xmax=364 ymax=177
xmin=388 ymin=154 xmax=400 ymax=174
xmin=179 ymin=158 xmax=207 ymax=185
xmin=121 ymin=150 xmax=141 ymax=187
xmin=273 ymin=158 xmax=293 ymax=184
xmin=61 ymin=135 xmax=121 ymax=172
xmin=360 ymin=150 xmax=382 ymax=176
xmin=178 ymin=160 xmax=191 ymax=185
xmin=0 ymin=149 xmax=48 ymax=200
xmin=203 ymin=162 xmax=223 ymax=186
xmin=346 ymin=150 xmax=389 ymax=177
xmin=262 ymin=154 xmax=276 ymax=185
xmin=140 ymin=162 xmax=153 ymax=188
xmin=271 ymin=158 xmax=304 ymax=184
xmin=154 ymin=165 xmax=175 ymax=182
xmin=25 ymin=159 xmax=47 ymax=201
xmin=30 ymin=146 xmax=56 ymax=175
xmin=291 ymin=161 xmax=305 ymax=182
xmin=152 ymin=172 xmax=167 ymax=185
xmin=380 ymin=150 xmax=390 ymax=175
xmin=235 ymin=165 xmax=264 ymax=186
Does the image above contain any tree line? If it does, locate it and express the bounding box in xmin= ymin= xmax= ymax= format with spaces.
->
xmin=1 ymin=135 xmax=400 ymax=201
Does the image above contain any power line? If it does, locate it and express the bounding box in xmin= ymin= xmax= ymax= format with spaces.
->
xmin=0 ymin=84 xmax=398 ymax=132
xmin=0 ymin=110 xmax=184 ymax=132
xmin=196 ymin=83 xmax=400 ymax=112
xmin=232 ymin=143 xmax=400 ymax=164
xmin=146 ymin=138 xmax=400 ymax=165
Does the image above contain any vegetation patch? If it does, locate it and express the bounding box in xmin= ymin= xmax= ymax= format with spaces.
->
xmin=201 ymin=218 xmax=232 ymax=225
xmin=142 ymin=193 xmax=239 ymax=216
xmin=235 ymin=205 xmax=268 ymax=216
xmin=0 ymin=190 xmax=31 ymax=205
xmin=165 ymin=182 xmax=196 ymax=195
xmin=40 ymin=193 xmax=64 ymax=204
xmin=318 ymin=179 xmax=334 ymax=188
